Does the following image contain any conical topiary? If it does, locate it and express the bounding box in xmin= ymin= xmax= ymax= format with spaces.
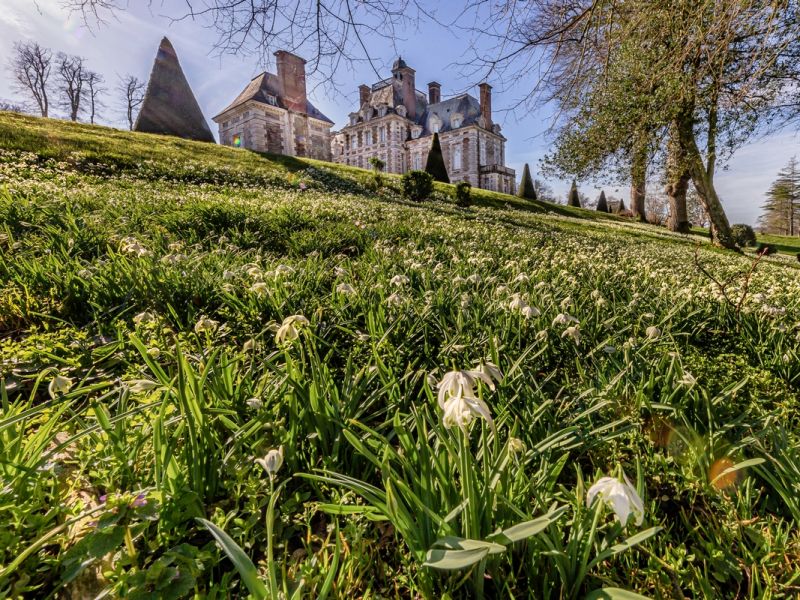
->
xmin=135 ymin=37 xmax=215 ymax=143
xmin=596 ymin=190 xmax=609 ymax=212
xmin=425 ymin=132 xmax=450 ymax=183
xmin=616 ymin=198 xmax=626 ymax=213
xmin=518 ymin=163 xmax=537 ymax=200
xmin=568 ymin=179 xmax=581 ymax=208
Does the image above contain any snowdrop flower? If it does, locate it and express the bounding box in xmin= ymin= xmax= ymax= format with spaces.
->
xmin=146 ymin=347 xmax=161 ymax=358
xmin=507 ymin=437 xmax=526 ymax=455
xmin=48 ymin=374 xmax=73 ymax=399
xmin=255 ymin=447 xmax=283 ymax=479
xmin=336 ymin=282 xmax=356 ymax=295
xmin=249 ymin=282 xmax=269 ymax=295
xmin=603 ymin=345 xmax=617 ymax=354
xmin=587 ymin=472 xmax=644 ymax=527
xmin=552 ymin=313 xmax=579 ymax=327
xmin=194 ymin=316 xmax=219 ymax=334
xmin=513 ymin=272 xmax=529 ymax=283
xmin=223 ymin=270 xmax=236 ymax=280
xmin=390 ymin=274 xmax=409 ymax=287
xmin=246 ymin=397 xmax=263 ymax=410
xmin=275 ymin=315 xmax=310 ymax=346
xmin=386 ymin=292 xmax=403 ymax=306
xmin=678 ymin=372 xmax=696 ymax=387
xmin=133 ymin=311 xmax=156 ymax=326
xmin=127 ymin=379 xmax=160 ymax=394
xmin=645 ymin=326 xmax=661 ymax=340
xmin=274 ymin=264 xmax=295 ymax=276
xmin=562 ymin=326 xmax=581 ymax=344
xmin=436 ymin=368 xmax=498 ymax=431
xmin=242 ymin=339 xmax=257 ymax=353
xmin=521 ymin=305 xmax=540 ymax=319
xmin=333 ymin=266 xmax=347 ymax=277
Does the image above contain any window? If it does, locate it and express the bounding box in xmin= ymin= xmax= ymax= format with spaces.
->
xmin=351 ymin=136 xmax=357 ymax=150
xmin=453 ymin=146 xmax=462 ymax=170
xmin=365 ymin=130 xmax=373 ymax=145
xmin=379 ymin=127 xmax=386 ymax=143
xmin=479 ymin=142 xmax=486 ymax=165
xmin=432 ymin=122 xmax=439 ymax=133
xmin=265 ymin=94 xmax=278 ymax=106
xmin=413 ymin=154 xmax=422 ymax=170
xmin=232 ymin=134 xmax=242 ymax=148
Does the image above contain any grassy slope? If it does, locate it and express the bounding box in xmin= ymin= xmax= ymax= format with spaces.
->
xmin=2 ymin=112 xmax=800 ymax=598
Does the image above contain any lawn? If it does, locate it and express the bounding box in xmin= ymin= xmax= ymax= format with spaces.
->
xmin=1 ymin=112 xmax=799 ymax=599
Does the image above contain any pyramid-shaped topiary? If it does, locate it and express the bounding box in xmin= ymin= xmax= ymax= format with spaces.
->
xmin=518 ymin=163 xmax=537 ymax=200
xmin=568 ymin=180 xmax=581 ymax=208
xmin=425 ymin=132 xmax=450 ymax=183
xmin=596 ymin=190 xmax=609 ymax=212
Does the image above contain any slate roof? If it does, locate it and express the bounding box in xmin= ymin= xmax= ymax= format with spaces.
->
xmin=214 ymin=72 xmax=333 ymax=123
xmin=419 ymin=94 xmax=482 ymax=135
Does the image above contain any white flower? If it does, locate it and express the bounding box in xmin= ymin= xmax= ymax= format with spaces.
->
xmin=436 ymin=369 xmax=497 ymax=431
xmin=507 ymin=437 xmax=526 ymax=455
xmin=602 ymin=345 xmax=617 ymax=354
xmin=255 ymin=447 xmax=284 ymax=478
xmin=552 ymin=313 xmax=579 ymax=327
xmin=246 ymin=397 xmax=263 ymax=410
xmin=133 ymin=311 xmax=156 ymax=326
xmin=275 ymin=315 xmax=310 ymax=345
xmin=274 ymin=264 xmax=295 ymax=276
xmin=521 ymin=305 xmax=540 ymax=319
xmin=48 ymin=374 xmax=73 ymax=399
xmin=243 ymin=339 xmax=257 ymax=353
xmin=513 ymin=272 xmax=529 ymax=283
xmin=386 ymin=292 xmax=404 ymax=306
xmin=146 ymin=347 xmax=161 ymax=358
xmin=250 ymin=282 xmax=269 ymax=295
xmin=645 ymin=326 xmax=661 ymax=340
xmin=194 ymin=316 xmax=219 ymax=334
xmin=336 ymin=282 xmax=356 ymax=295
xmin=390 ymin=274 xmax=409 ymax=287
xmin=587 ymin=472 xmax=644 ymax=527
xmin=127 ymin=379 xmax=160 ymax=394
xmin=561 ymin=326 xmax=581 ymax=344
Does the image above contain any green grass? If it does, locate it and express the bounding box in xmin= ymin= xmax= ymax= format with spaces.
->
xmin=2 ymin=112 xmax=800 ymax=599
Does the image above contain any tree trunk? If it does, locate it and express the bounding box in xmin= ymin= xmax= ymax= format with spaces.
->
xmin=665 ymin=125 xmax=691 ymax=233
xmin=630 ymin=141 xmax=647 ymax=221
xmin=675 ymin=115 xmax=736 ymax=249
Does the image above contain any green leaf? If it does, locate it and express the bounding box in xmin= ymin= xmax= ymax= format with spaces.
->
xmin=432 ymin=536 xmax=506 ymax=555
xmin=197 ymin=518 xmax=268 ymax=599
xmin=487 ymin=505 xmax=568 ymax=545
xmin=591 ymin=526 xmax=662 ymax=568
xmin=585 ymin=587 xmax=652 ymax=599
xmin=710 ymin=458 xmax=765 ymax=485
xmin=422 ymin=547 xmax=489 ymax=570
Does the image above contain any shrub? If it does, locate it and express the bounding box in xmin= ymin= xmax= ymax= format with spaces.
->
xmin=731 ymin=223 xmax=757 ymax=247
xmin=518 ymin=163 xmax=536 ymax=200
xmin=596 ymin=190 xmax=609 ymax=212
xmin=424 ymin=133 xmax=450 ymax=183
xmin=757 ymin=243 xmax=777 ymax=255
xmin=401 ymin=170 xmax=434 ymax=201
xmin=568 ymin=180 xmax=581 ymax=208
xmin=455 ymin=181 xmax=472 ymax=207
xmin=368 ymin=156 xmax=385 ymax=188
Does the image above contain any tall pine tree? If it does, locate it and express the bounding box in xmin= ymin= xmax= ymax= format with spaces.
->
xmin=567 ymin=180 xmax=581 ymax=208
xmin=759 ymin=157 xmax=800 ymax=235
xmin=424 ymin=132 xmax=450 ymax=183
xmin=518 ymin=163 xmax=537 ymax=200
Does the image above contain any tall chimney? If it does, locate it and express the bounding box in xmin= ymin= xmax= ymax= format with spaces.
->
xmin=392 ymin=57 xmax=416 ymax=120
xmin=359 ymin=84 xmax=370 ymax=106
xmin=274 ymin=50 xmax=307 ymax=113
xmin=428 ymin=81 xmax=441 ymax=105
xmin=479 ymin=82 xmax=492 ymax=127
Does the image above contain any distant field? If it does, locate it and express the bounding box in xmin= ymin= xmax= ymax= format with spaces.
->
xmin=2 ymin=112 xmax=799 ymax=599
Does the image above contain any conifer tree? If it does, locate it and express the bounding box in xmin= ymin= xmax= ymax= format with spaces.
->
xmin=425 ymin=132 xmax=450 ymax=183
xmin=759 ymin=157 xmax=800 ymax=235
xmin=567 ymin=180 xmax=581 ymax=207
xmin=518 ymin=163 xmax=537 ymax=200
xmin=596 ymin=190 xmax=609 ymax=212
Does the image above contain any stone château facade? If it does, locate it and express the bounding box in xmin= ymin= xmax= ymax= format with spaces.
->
xmin=332 ymin=58 xmax=515 ymax=193
xmin=213 ymin=51 xmax=334 ymax=160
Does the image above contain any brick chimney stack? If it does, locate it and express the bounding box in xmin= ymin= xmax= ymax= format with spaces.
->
xmin=392 ymin=57 xmax=416 ymax=120
xmin=479 ymin=82 xmax=492 ymax=127
xmin=358 ymin=84 xmax=370 ymax=106
xmin=275 ymin=50 xmax=307 ymax=114
xmin=428 ymin=81 xmax=441 ymax=105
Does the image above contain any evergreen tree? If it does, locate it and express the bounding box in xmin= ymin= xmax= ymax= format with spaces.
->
xmin=424 ymin=132 xmax=449 ymax=183
xmin=518 ymin=163 xmax=537 ymax=200
xmin=596 ymin=190 xmax=609 ymax=212
xmin=567 ymin=180 xmax=581 ymax=208
xmin=759 ymin=157 xmax=800 ymax=235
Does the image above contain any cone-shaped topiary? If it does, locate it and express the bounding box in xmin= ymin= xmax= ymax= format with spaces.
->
xmin=425 ymin=132 xmax=450 ymax=183
xmin=568 ymin=180 xmax=581 ymax=208
xmin=596 ymin=190 xmax=609 ymax=212
xmin=518 ymin=163 xmax=537 ymax=200
xmin=617 ymin=198 xmax=626 ymax=213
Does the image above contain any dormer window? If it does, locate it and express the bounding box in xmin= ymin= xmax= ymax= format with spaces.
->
xmin=451 ymin=113 xmax=464 ymax=129
xmin=396 ymin=105 xmax=407 ymax=118
xmin=349 ymin=113 xmax=358 ymax=126
xmin=411 ymin=125 xmax=423 ymax=139
xmin=265 ymin=94 xmax=278 ymax=106
xmin=378 ymin=104 xmax=388 ymax=118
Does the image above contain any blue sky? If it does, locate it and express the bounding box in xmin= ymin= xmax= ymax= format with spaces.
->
xmin=1 ymin=0 xmax=799 ymax=226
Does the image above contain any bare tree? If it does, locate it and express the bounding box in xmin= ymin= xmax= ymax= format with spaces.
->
xmin=56 ymin=53 xmax=87 ymax=121
xmin=0 ymin=100 xmax=27 ymax=114
xmin=9 ymin=41 xmax=52 ymax=117
xmin=118 ymin=75 xmax=145 ymax=130
xmin=84 ymin=71 xmax=105 ymax=124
